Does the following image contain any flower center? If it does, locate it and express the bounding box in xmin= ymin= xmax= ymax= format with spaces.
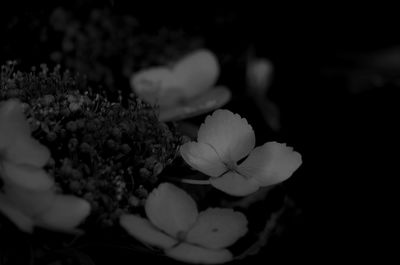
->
xmin=225 ymin=161 xmax=238 ymax=172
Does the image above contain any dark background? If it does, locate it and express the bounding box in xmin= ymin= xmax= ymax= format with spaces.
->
xmin=1 ymin=2 xmax=397 ymax=264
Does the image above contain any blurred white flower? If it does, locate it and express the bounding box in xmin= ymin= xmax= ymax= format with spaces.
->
xmin=131 ymin=49 xmax=231 ymax=121
xmin=180 ymin=109 xmax=302 ymax=196
xmin=120 ymin=183 xmax=248 ymax=264
xmin=0 ymin=99 xmax=91 ymax=233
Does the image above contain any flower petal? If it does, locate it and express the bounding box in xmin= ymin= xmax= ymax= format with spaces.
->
xmin=0 ymin=195 xmax=34 ymax=233
xmin=180 ymin=142 xmax=227 ymax=177
xmin=131 ymin=67 xmax=182 ymax=107
xmin=197 ymin=109 xmax=255 ymax=163
xmin=166 ymin=243 xmax=232 ymax=264
xmin=5 ymin=136 xmax=50 ymax=167
xmin=238 ymin=142 xmax=302 ymax=186
xmin=2 ymin=183 xmax=54 ymax=217
xmin=186 ymin=208 xmax=248 ymax=249
xmin=120 ymin=214 xmax=178 ymax=249
xmin=210 ymin=171 xmax=260 ymax=196
xmin=173 ymin=49 xmax=220 ymax=100
xmin=145 ymin=183 xmax=198 ymax=238
xmin=1 ymin=162 xmax=54 ymax=191
xmin=37 ymin=195 xmax=91 ymax=231
xmin=0 ymin=99 xmax=30 ymax=149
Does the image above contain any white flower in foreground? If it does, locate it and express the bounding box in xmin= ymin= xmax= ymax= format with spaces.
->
xmin=120 ymin=183 xmax=248 ymax=264
xmin=0 ymin=99 xmax=91 ymax=233
xmin=180 ymin=109 xmax=302 ymax=196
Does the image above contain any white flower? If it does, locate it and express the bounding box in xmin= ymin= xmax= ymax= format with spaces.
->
xmin=0 ymin=99 xmax=91 ymax=233
xmin=180 ymin=109 xmax=302 ymax=196
xmin=120 ymin=183 xmax=248 ymax=264
xmin=130 ymin=49 xmax=231 ymax=121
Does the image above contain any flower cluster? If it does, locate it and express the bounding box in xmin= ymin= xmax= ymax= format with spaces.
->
xmin=0 ymin=63 xmax=184 ymax=227
xmin=0 ymin=62 xmax=302 ymax=264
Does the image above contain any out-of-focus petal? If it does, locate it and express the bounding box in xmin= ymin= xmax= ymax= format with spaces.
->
xmin=120 ymin=214 xmax=178 ymax=249
xmin=210 ymin=171 xmax=260 ymax=197
xmin=6 ymin=136 xmax=50 ymax=167
xmin=180 ymin=142 xmax=227 ymax=177
xmin=238 ymin=142 xmax=302 ymax=186
xmin=197 ymin=109 xmax=255 ymax=163
xmin=173 ymin=49 xmax=220 ymax=100
xmin=145 ymin=183 xmax=198 ymax=238
xmin=37 ymin=195 xmax=90 ymax=231
xmin=2 ymin=183 xmax=54 ymax=217
xmin=186 ymin=208 xmax=248 ymax=249
xmin=1 ymin=162 xmax=54 ymax=191
xmin=0 ymin=99 xmax=30 ymax=149
xmin=131 ymin=67 xmax=179 ymax=106
xmin=0 ymin=195 xmax=34 ymax=233
xmin=166 ymin=242 xmax=232 ymax=264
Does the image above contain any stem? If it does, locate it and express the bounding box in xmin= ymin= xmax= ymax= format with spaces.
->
xmin=165 ymin=177 xmax=211 ymax=185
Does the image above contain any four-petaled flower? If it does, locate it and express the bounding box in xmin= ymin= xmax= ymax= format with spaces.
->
xmin=180 ymin=109 xmax=302 ymax=196
xmin=120 ymin=183 xmax=248 ymax=264
xmin=0 ymin=99 xmax=91 ymax=233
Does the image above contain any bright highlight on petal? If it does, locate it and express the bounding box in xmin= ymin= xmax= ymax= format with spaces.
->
xmin=180 ymin=142 xmax=227 ymax=177
xmin=238 ymin=142 xmax=303 ymax=186
xmin=186 ymin=208 xmax=248 ymax=249
xmin=166 ymin=243 xmax=233 ymax=264
xmin=197 ymin=109 xmax=255 ymax=163
xmin=145 ymin=183 xmax=198 ymax=238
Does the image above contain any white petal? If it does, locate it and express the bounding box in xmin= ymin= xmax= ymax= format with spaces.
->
xmin=238 ymin=142 xmax=302 ymax=186
xmin=166 ymin=243 xmax=232 ymax=264
xmin=131 ymin=67 xmax=169 ymax=104
xmin=197 ymin=109 xmax=255 ymax=163
xmin=37 ymin=195 xmax=91 ymax=231
xmin=145 ymin=183 xmax=198 ymax=238
xmin=5 ymin=136 xmax=50 ymax=167
xmin=0 ymin=195 xmax=34 ymax=233
xmin=120 ymin=214 xmax=177 ymax=249
xmin=180 ymin=142 xmax=227 ymax=177
xmin=1 ymin=162 xmax=54 ymax=191
xmin=0 ymin=99 xmax=30 ymax=149
xmin=210 ymin=171 xmax=260 ymax=197
xmin=173 ymin=49 xmax=220 ymax=100
xmin=186 ymin=208 xmax=248 ymax=249
xmin=2 ymin=183 xmax=54 ymax=217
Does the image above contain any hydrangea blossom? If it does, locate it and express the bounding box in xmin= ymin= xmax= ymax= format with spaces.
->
xmin=120 ymin=183 xmax=248 ymax=264
xmin=180 ymin=109 xmax=302 ymax=196
xmin=131 ymin=49 xmax=231 ymax=121
xmin=0 ymin=99 xmax=91 ymax=233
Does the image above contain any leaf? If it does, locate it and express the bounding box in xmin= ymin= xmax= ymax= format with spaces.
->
xmin=120 ymin=214 xmax=178 ymax=249
xmin=186 ymin=208 xmax=248 ymax=249
xmin=238 ymin=142 xmax=302 ymax=186
xmin=197 ymin=109 xmax=255 ymax=163
xmin=180 ymin=142 xmax=227 ymax=177
xmin=209 ymin=171 xmax=260 ymax=197
xmin=166 ymin=243 xmax=232 ymax=264
xmin=145 ymin=183 xmax=198 ymax=238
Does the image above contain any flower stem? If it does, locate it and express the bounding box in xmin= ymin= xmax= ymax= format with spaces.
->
xmin=165 ymin=177 xmax=211 ymax=185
